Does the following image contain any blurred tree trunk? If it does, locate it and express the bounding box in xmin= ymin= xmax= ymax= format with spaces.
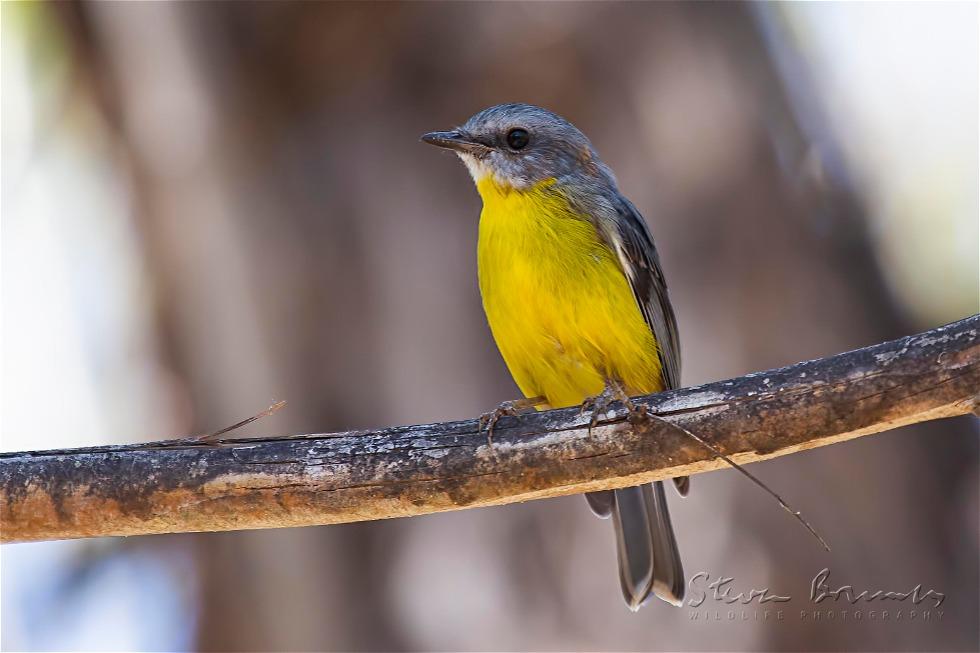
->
xmin=62 ymin=2 xmax=416 ymax=649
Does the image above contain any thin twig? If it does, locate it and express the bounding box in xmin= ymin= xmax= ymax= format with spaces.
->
xmin=641 ymin=410 xmax=831 ymax=552
xmin=189 ymin=400 xmax=287 ymax=444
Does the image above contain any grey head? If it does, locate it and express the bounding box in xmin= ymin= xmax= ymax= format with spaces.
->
xmin=421 ymin=103 xmax=615 ymax=190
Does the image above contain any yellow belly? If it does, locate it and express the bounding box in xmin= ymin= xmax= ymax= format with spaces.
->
xmin=476 ymin=177 xmax=664 ymax=409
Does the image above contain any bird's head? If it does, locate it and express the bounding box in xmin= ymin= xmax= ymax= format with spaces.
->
xmin=422 ymin=103 xmax=610 ymax=191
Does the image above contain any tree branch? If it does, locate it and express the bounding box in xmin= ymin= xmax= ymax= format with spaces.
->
xmin=2 ymin=316 xmax=977 ymax=543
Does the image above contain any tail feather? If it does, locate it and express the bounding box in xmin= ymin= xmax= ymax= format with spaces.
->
xmin=610 ymin=486 xmax=654 ymax=610
xmin=646 ymin=481 xmax=685 ymax=605
xmin=599 ymin=481 xmax=685 ymax=610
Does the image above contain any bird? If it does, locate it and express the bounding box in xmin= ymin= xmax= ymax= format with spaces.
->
xmin=422 ymin=103 xmax=686 ymax=610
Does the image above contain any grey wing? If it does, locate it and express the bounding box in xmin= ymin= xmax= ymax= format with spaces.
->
xmin=601 ymin=197 xmax=681 ymax=392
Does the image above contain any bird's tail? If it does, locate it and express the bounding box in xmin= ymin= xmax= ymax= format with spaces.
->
xmin=587 ymin=482 xmax=685 ymax=610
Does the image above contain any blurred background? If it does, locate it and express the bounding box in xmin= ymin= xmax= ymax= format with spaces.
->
xmin=2 ymin=2 xmax=977 ymax=651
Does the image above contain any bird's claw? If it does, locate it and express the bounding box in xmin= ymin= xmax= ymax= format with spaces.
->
xmin=580 ymin=381 xmax=646 ymax=435
xmin=478 ymin=396 xmax=546 ymax=449
xmin=580 ymin=388 xmax=616 ymax=436
xmin=479 ymin=400 xmax=522 ymax=448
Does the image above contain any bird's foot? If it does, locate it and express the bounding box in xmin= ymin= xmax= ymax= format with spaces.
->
xmin=579 ymin=383 xmax=618 ymax=435
xmin=580 ymin=380 xmax=646 ymax=435
xmin=479 ymin=396 xmax=545 ymax=448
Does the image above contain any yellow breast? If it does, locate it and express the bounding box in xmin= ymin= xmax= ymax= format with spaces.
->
xmin=476 ymin=176 xmax=664 ymax=409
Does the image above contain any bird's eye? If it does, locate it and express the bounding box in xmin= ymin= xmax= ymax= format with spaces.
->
xmin=506 ymin=128 xmax=530 ymax=150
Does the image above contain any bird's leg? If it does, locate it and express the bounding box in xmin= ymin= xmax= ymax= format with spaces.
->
xmin=579 ymin=382 xmax=618 ymax=435
xmin=580 ymin=379 xmax=646 ymax=435
xmin=606 ymin=379 xmax=649 ymax=423
xmin=480 ymin=396 xmax=547 ymax=448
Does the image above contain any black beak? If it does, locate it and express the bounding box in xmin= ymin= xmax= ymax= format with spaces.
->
xmin=420 ymin=130 xmax=490 ymax=154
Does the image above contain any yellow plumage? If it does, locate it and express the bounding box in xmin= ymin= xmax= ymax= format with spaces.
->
xmin=476 ymin=176 xmax=664 ymax=409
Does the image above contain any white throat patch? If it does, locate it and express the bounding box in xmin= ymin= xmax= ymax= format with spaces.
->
xmin=456 ymin=152 xmax=492 ymax=184
xmin=456 ymin=152 xmax=533 ymax=190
